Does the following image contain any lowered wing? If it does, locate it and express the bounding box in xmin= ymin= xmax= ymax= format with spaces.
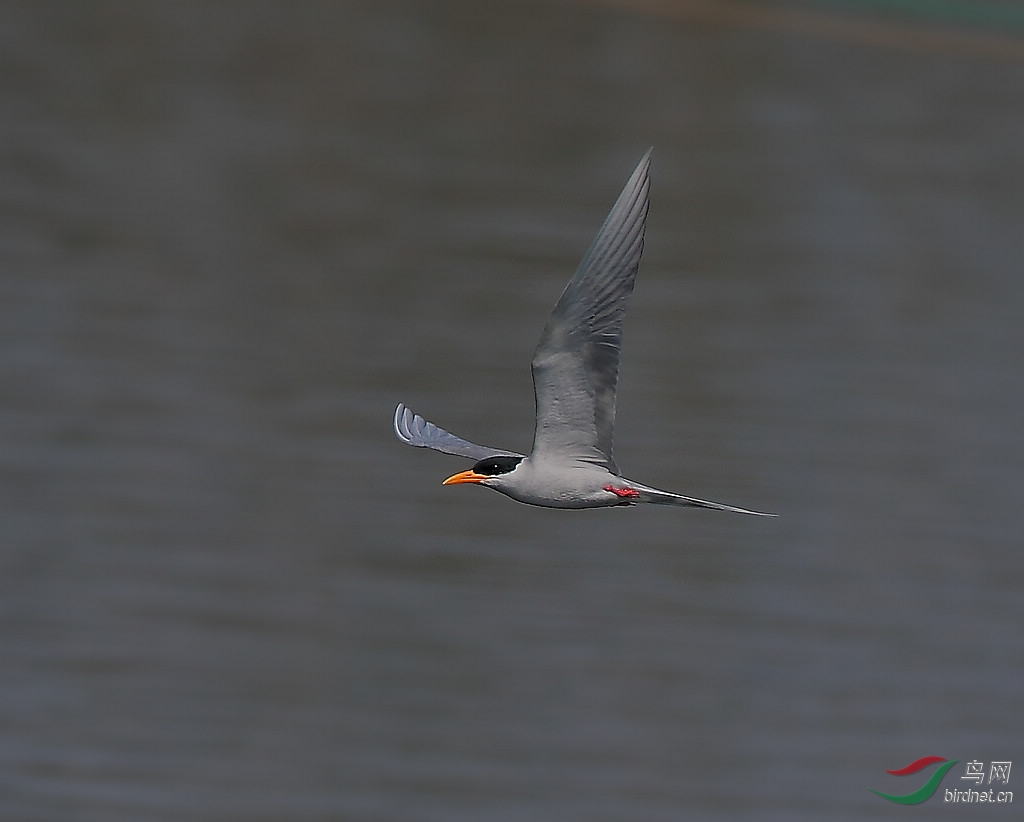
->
xmin=393 ymin=403 xmax=523 ymax=461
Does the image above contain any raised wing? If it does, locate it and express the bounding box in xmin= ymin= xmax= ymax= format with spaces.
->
xmin=393 ymin=403 xmax=523 ymax=461
xmin=530 ymin=149 xmax=651 ymax=473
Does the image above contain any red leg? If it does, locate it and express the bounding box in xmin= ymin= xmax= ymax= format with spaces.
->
xmin=604 ymin=484 xmax=640 ymax=499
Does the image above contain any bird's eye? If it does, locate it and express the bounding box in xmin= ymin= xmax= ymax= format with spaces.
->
xmin=472 ymin=456 xmax=523 ymax=476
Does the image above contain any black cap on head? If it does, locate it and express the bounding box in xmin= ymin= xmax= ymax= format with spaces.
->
xmin=471 ymin=456 xmax=523 ymax=476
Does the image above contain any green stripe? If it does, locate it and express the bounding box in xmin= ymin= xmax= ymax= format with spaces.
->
xmin=805 ymin=1 xmax=1024 ymax=29
xmin=870 ymin=759 xmax=959 ymax=804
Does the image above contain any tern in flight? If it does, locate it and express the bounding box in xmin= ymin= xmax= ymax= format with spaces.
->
xmin=394 ymin=149 xmax=774 ymax=515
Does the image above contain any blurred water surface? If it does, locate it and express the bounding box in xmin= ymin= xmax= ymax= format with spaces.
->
xmin=1 ymin=2 xmax=1022 ymax=820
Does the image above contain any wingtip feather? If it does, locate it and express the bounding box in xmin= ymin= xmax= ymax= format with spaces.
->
xmin=393 ymin=402 xmax=414 ymax=444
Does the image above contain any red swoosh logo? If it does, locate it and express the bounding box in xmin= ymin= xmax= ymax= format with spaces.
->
xmin=886 ymin=756 xmax=947 ymax=776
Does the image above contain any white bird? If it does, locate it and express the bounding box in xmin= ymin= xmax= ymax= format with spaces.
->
xmin=394 ymin=149 xmax=774 ymax=515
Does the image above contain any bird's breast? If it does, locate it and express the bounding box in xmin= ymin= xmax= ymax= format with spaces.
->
xmin=499 ymin=460 xmax=619 ymax=509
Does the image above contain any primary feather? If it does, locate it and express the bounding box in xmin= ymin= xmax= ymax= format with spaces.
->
xmin=530 ymin=148 xmax=651 ymax=473
xmin=393 ymin=403 xmax=521 ymax=461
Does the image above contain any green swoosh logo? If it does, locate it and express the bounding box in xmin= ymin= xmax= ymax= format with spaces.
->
xmin=870 ymin=759 xmax=959 ymax=804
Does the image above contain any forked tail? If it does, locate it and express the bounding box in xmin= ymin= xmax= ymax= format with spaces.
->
xmin=628 ymin=480 xmax=777 ymax=516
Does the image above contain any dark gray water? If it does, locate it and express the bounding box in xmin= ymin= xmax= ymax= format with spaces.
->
xmin=2 ymin=2 xmax=1022 ymax=820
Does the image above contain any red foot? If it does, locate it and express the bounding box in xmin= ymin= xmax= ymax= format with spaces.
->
xmin=604 ymin=484 xmax=640 ymax=499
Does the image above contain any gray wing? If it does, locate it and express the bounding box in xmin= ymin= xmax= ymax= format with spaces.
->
xmin=530 ymin=149 xmax=651 ymax=473
xmin=393 ymin=403 xmax=523 ymax=461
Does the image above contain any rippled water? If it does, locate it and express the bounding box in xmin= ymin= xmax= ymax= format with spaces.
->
xmin=2 ymin=2 xmax=1022 ymax=820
